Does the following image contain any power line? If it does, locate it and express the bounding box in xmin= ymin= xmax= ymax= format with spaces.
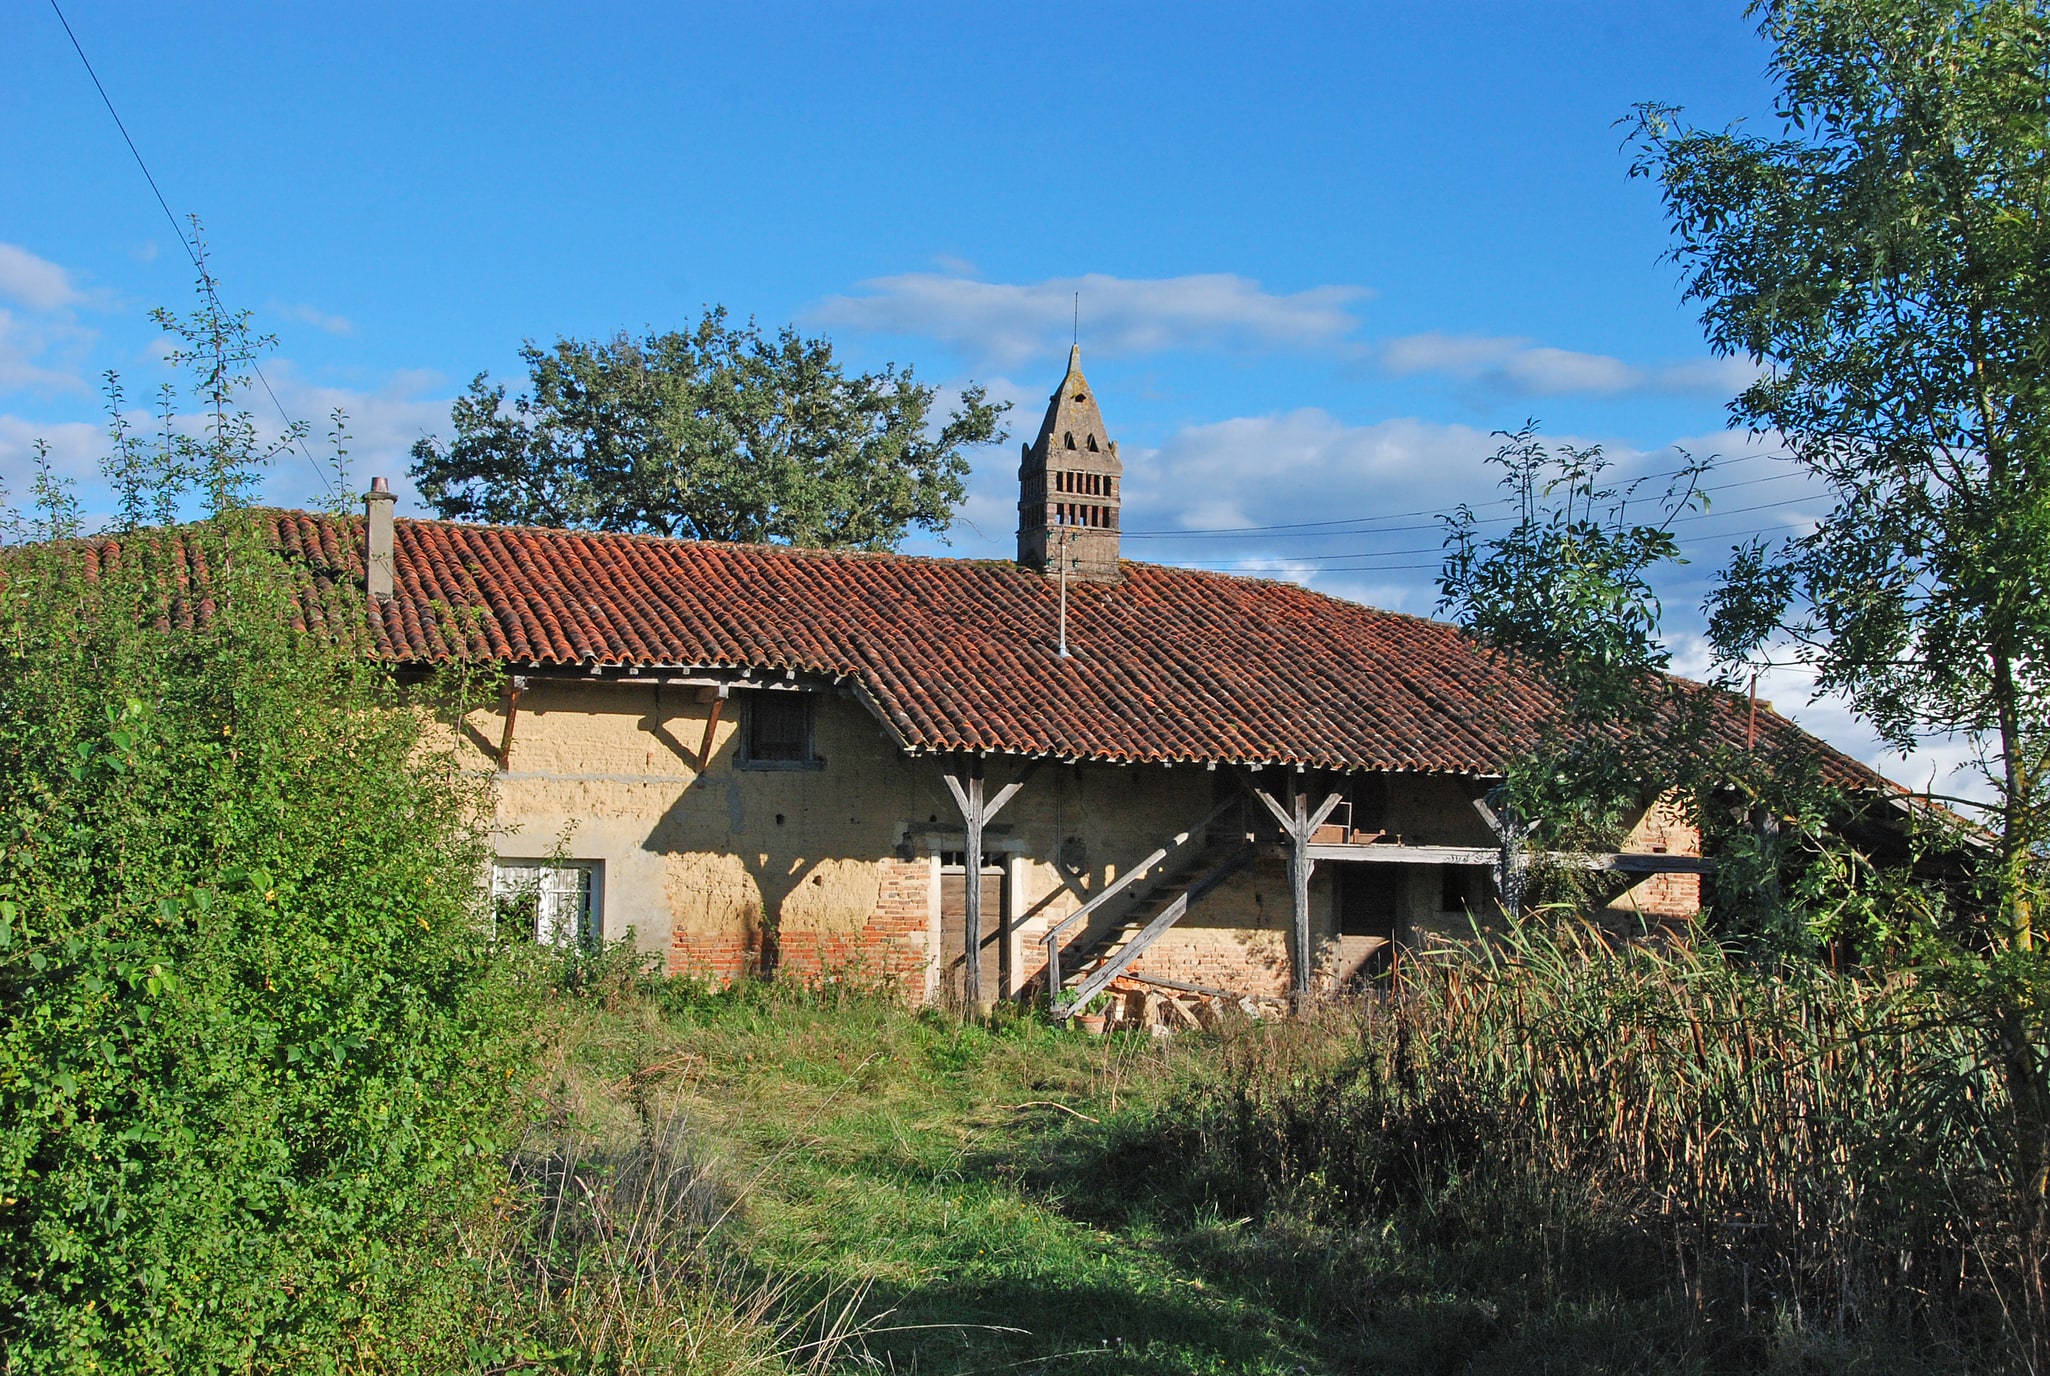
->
xmin=47 ymin=0 xmax=340 ymax=501
xmin=1119 ymin=450 xmax=1788 ymax=539
xmin=1176 ymin=515 xmax=1817 ymax=577
xmin=1125 ymin=477 xmax=1823 ymax=569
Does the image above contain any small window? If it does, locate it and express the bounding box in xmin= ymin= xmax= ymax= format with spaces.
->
xmin=1063 ymin=431 xmax=1076 ymax=450
xmin=1087 ymin=434 xmax=1099 ymax=452
xmin=743 ymin=692 xmax=816 ymax=767
xmin=493 ymin=859 xmax=601 ymax=947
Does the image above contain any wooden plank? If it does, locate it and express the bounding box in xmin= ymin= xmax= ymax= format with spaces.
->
xmin=1041 ymin=795 xmax=1242 ymax=999
xmin=1302 ymin=843 xmax=1501 ymax=864
xmin=694 ymin=695 xmax=725 ymax=772
xmin=1123 ymin=970 xmax=1237 ymax=1001
xmin=1299 ymin=844 xmax=1714 ymax=875
xmin=1059 ymin=846 xmax=1253 ymax=1016
xmin=982 ymin=759 xmax=1040 ymax=824
xmin=1543 ymin=851 xmax=1716 ymax=876
xmin=496 ymin=682 xmax=523 ymax=772
xmin=1250 ymin=786 xmax=1295 ymax=833
xmin=962 ymin=772 xmax=985 ymax=1009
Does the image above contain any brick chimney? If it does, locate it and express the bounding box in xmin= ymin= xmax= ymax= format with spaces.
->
xmin=364 ymin=476 xmax=395 ymax=600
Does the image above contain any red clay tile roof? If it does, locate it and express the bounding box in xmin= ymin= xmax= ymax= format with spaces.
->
xmin=232 ymin=511 xmax=1884 ymax=787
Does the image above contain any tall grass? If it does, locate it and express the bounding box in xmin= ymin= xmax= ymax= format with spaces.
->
xmin=455 ymin=948 xmax=886 ymax=1375
xmin=1160 ymin=920 xmax=2042 ymax=1369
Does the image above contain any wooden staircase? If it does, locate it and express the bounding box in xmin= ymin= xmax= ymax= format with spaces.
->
xmin=1049 ymin=839 xmax=1256 ymax=1018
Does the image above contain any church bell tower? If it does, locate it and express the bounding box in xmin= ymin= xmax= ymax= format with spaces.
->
xmin=1017 ymin=346 xmax=1122 ymax=581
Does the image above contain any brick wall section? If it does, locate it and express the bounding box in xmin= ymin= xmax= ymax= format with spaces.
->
xmin=1610 ymin=798 xmax=1703 ymax=921
xmin=1129 ymin=927 xmax=1291 ymax=998
xmin=776 ymin=858 xmax=930 ymax=1002
xmin=667 ymin=930 xmax=763 ymax=984
xmin=669 ymin=858 xmax=931 ymax=1002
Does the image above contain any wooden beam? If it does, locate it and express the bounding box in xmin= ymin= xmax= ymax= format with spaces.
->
xmin=1060 ymin=846 xmax=1254 ymax=1015
xmin=1544 ymin=851 xmax=1716 ymax=876
xmin=1495 ymin=800 xmax=1527 ymax=921
xmin=496 ymin=678 xmax=525 ymax=772
xmin=942 ymin=763 xmax=988 ymax=1010
xmin=1288 ymin=787 xmax=1314 ymax=1000
xmin=694 ymin=692 xmax=726 ymax=772
xmin=1122 ymin=970 xmax=1237 ymax=1001
xmin=1251 ymin=779 xmax=1342 ymax=1000
xmin=1042 ymin=795 xmax=1242 ymax=1003
xmin=1300 ymin=843 xmax=1501 ymax=865
xmin=1294 ymin=843 xmax=1714 ymax=874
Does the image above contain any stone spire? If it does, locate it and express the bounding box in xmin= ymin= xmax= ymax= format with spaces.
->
xmin=1017 ymin=345 xmax=1122 ymax=581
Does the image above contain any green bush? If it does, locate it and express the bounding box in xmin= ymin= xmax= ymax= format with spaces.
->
xmin=0 ymin=518 xmax=532 ymax=1372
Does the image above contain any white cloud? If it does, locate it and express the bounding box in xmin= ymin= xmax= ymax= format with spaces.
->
xmin=812 ymin=271 xmax=1370 ymax=367
xmin=0 ymin=311 xmax=89 ymax=393
xmin=1381 ymin=332 xmax=1760 ymax=399
xmin=0 ymin=364 xmax=457 ymax=525
xmin=0 ymin=414 xmax=104 ymax=485
xmin=0 ymin=244 xmax=85 ymax=313
xmin=1665 ymin=633 xmax=1987 ymax=802
xmin=910 ymin=408 xmax=1500 ymax=609
xmin=271 ymin=301 xmax=355 ymax=336
xmin=248 ymin=365 xmax=452 ymax=511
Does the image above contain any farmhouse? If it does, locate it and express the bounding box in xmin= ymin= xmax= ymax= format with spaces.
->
xmin=276 ymin=348 xmax=1890 ymax=1012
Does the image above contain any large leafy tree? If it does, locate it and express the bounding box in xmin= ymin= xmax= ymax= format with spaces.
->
xmin=410 ymin=309 xmax=1009 ymax=550
xmin=1628 ymin=0 xmax=2050 ymax=1212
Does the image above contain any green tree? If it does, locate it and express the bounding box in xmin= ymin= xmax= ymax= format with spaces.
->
xmin=410 ymin=309 xmax=1010 ymax=550
xmin=0 ymin=234 xmax=528 ymax=1370
xmin=1625 ymin=0 xmax=2050 ymax=1223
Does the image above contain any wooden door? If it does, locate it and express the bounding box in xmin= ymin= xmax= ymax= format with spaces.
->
xmin=939 ymin=866 xmax=1004 ymax=1008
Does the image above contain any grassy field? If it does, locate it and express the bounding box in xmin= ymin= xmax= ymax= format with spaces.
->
xmin=485 ymin=946 xmax=2029 ymax=1376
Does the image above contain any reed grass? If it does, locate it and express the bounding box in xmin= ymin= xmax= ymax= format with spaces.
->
xmin=1158 ymin=917 xmax=2044 ymax=1369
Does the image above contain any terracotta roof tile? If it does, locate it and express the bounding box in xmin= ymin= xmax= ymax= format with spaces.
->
xmin=95 ymin=511 xmax=1898 ymax=789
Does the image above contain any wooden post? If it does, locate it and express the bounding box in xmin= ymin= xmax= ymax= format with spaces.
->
xmin=1249 ymin=774 xmax=1345 ymax=1006
xmin=1494 ymin=801 xmax=1527 ymax=921
xmin=1469 ymin=782 xmax=1527 ymax=923
xmin=695 ymin=694 xmax=726 ymax=772
xmin=1289 ymin=783 xmax=1313 ymax=1000
xmin=496 ymin=677 xmax=525 ymax=772
xmin=963 ymin=768 xmax=986 ymax=1007
xmin=942 ymin=759 xmax=1036 ymax=1010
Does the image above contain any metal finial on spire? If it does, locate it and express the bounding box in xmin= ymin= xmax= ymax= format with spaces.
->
xmin=1073 ymin=292 xmax=1079 ymax=347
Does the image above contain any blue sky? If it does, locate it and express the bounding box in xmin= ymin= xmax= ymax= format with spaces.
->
xmin=0 ymin=1 xmax=1973 ymax=793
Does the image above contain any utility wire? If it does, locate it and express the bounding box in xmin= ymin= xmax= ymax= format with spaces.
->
xmin=1122 ymin=463 xmax=1809 ymax=543
xmin=1119 ymin=451 xmax=1786 ymax=539
xmin=47 ymin=0 xmax=340 ymax=501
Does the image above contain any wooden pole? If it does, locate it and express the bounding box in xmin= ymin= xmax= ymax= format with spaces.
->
xmin=496 ymin=678 xmax=524 ymax=772
xmin=1494 ymin=801 xmax=1526 ymax=921
xmin=963 ymin=767 xmax=985 ymax=1009
xmin=1248 ymin=774 xmax=1344 ymax=1007
xmin=943 ymin=760 xmax=1035 ymax=1011
xmin=1289 ymin=784 xmax=1313 ymax=1001
xmin=695 ymin=694 xmax=726 ymax=772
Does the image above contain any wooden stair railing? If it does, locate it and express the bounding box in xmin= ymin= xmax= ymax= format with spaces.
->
xmin=1052 ymin=843 xmax=1256 ymax=1020
xmin=1041 ymin=796 xmax=1243 ymax=1007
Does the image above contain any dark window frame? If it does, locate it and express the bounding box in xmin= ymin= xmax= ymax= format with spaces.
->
xmin=737 ymin=691 xmax=823 ymax=770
